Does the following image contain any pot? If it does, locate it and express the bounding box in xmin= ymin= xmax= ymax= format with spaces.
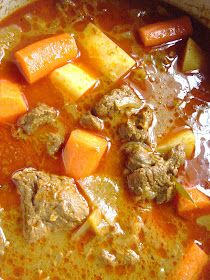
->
xmin=0 ymin=0 xmax=210 ymax=27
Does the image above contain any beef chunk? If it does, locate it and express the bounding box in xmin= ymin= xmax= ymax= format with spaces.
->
xmin=166 ymin=145 xmax=186 ymax=175
xmin=94 ymin=85 xmax=143 ymax=118
xmin=118 ymin=106 xmax=153 ymax=144
xmin=118 ymin=119 xmax=149 ymax=143
xmin=17 ymin=103 xmax=58 ymax=135
xmin=80 ymin=112 xmax=104 ymax=131
xmin=13 ymin=104 xmax=65 ymax=156
xmin=12 ymin=168 xmax=89 ymax=242
xmin=124 ymin=143 xmax=185 ymax=204
xmin=127 ymin=163 xmax=175 ymax=203
xmin=121 ymin=142 xmax=155 ymax=172
xmin=136 ymin=105 xmax=153 ymax=130
xmin=45 ymin=132 xmax=65 ymax=156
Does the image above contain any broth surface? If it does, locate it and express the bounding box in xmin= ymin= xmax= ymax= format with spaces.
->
xmin=0 ymin=0 xmax=209 ymax=279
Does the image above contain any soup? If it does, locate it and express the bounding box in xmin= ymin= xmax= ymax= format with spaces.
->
xmin=0 ymin=0 xmax=209 ymax=279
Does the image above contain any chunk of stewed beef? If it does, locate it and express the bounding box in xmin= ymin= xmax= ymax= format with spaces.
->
xmin=136 ymin=105 xmax=153 ymax=130
xmin=118 ymin=105 xmax=153 ymax=144
xmin=121 ymin=142 xmax=155 ymax=172
xmin=123 ymin=143 xmax=185 ymax=203
xmin=12 ymin=168 xmax=89 ymax=242
xmin=118 ymin=119 xmax=149 ymax=143
xmin=80 ymin=112 xmax=104 ymax=131
xmin=13 ymin=103 xmax=65 ymax=156
xmin=45 ymin=132 xmax=65 ymax=156
xmin=17 ymin=103 xmax=58 ymax=135
xmin=94 ymin=85 xmax=143 ymax=118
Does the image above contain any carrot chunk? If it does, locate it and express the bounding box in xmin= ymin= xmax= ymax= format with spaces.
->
xmin=63 ymin=129 xmax=108 ymax=179
xmin=14 ymin=33 xmax=78 ymax=83
xmin=168 ymin=242 xmax=208 ymax=280
xmin=139 ymin=16 xmax=193 ymax=47
xmin=0 ymin=80 xmax=28 ymax=123
xmin=177 ymin=188 xmax=210 ymax=220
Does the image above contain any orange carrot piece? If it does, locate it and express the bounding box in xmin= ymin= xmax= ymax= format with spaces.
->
xmin=177 ymin=188 xmax=210 ymax=220
xmin=0 ymin=80 xmax=28 ymax=123
xmin=168 ymin=242 xmax=208 ymax=280
xmin=63 ymin=129 xmax=108 ymax=179
xmin=14 ymin=33 xmax=78 ymax=83
xmin=139 ymin=16 xmax=193 ymax=47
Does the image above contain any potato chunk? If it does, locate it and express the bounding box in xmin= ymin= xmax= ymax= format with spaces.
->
xmin=157 ymin=129 xmax=195 ymax=159
xmin=79 ymin=23 xmax=136 ymax=82
xmin=182 ymin=38 xmax=205 ymax=72
xmin=50 ymin=63 xmax=97 ymax=102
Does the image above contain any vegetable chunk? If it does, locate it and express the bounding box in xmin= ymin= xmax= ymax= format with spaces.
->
xmin=177 ymin=188 xmax=210 ymax=220
xmin=14 ymin=33 xmax=78 ymax=83
xmin=80 ymin=23 xmax=135 ymax=82
xmin=0 ymin=80 xmax=28 ymax=123
xmin=157 ymin=129 xmax=195 ymax=159
xmin=182 ymin=38 xmax=206 ymax=72
xmin=78 ymin=176 xmax=120 ymax=225
xmin=50 ymin=63 xmax=97 ymax=102
xmin=63 ymin=129 xmax=108 ymax=179
xmin=139 ymin=16 xmax=193 ymax=47
xmin=168 ymin=242 xmax=208 ymax=280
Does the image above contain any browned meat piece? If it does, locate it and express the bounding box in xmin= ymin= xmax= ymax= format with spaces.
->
xmin=80 ymin=112 xmax=104 ymax=131
xmin=17 ymin=103 xmax=58 ymax=135
xmin=13 ymin=104 xmax=65 ymax=156
xmin=124 ymin=143 xmax=185 ymax=204
xmin=94 ymin=85 xmax=143 ymax=118
xmin=118 ymin=106 xmax=153 ymax=144
xmin=12 ymin=168 xmax=89 ymax=242
xmin=121 ymin=142 xmax=155 ymax=172
xmin=46 ymin=132 xmax=65 ymax=156
xmin=136 ymin=105 xmax=153 ymax=130
xmin=166 ymin=145 xmax=186 ymax=175
xmin=118 ymin=119 xmax=149 ymax=143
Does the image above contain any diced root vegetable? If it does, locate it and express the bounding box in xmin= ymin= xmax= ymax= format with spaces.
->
xmin=63 ymin=129 xmax=108 ymax=179
xmin=50 ymin=63 xmax=97 ymax=102
xmin=0 ymin=80 xmax=28 ymax=123
xmin=14 ymin=33 xmax=78 ymax=83
xmin=157 ymin=129 xmax=195 ymax=159
xmin=77 ymin=176 xmax=120 ymax=225
xmin=79 ymin=23 xmax=136 ymax=82
xmin=139 ymin=16 xmax=193 ymax=47
xmin=182 ymin=38 xmax=206 ymax=72
xmin=168 ymin=242 xmax=208 ymax=280
xmin=177 ymin=188 xmax=210 ymax=220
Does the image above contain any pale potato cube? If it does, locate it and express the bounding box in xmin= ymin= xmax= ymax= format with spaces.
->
xmin=50 ymin=63 xmax=97 ymax=102
xmin=80 ymin=23 xmax=136 ymax=82
xmin=157 ymin=129 xmax=195 ymax=159
xmin=182 ymin=38 xmax=205 ymax=72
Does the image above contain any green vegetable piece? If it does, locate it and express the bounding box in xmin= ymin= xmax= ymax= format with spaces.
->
xmin=174 ymin=178 xmax=195 ymax=204
xmin=196 ymin=215 xmax=210 ymax=231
